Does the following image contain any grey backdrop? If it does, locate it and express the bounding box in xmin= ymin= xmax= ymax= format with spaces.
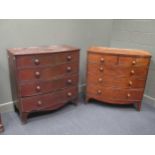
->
xmin=0 ymin=19 xmax=155 ymax=109
xmin=0 ymin=19 xmax=113 ymax=105
xmin=110 ymin=19 xmax=155 ymax=99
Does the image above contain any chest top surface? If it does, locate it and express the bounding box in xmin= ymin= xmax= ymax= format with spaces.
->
xmin=88 ymin=46 xmax=151 ymax=57
xmin=8 ymin=45 xmax=80 ymax=56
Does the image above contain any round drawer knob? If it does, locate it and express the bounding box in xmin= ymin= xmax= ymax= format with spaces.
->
xmin=67 ymin=79 xmax=72 ymax=84
xmin=127 ymin=93 xmax=131 ymax=98
xmin=35 ymin=71 xmax=41 ymax=77
xmin=34 ymin=58 xmax=40 ymax=65
xmin=37 ymin=100 xmax=43 ymax=106
xmin=99 ymin=67 xmax=104 ymax=71
xmin=67 ymin=66 xmax=72 ymax=72
xmin=129 ymin=81 xmax=132 ymax=86
xmin=67 ymin=92 xmax=72 ymax=97
xmin=97 ymin=90 xmax=102 ymax=94
xmin=132 ymin=60 xmax=136 ymax=65
xmin=67 ymin=55 xmax=72 ymax=61
xmin=36 ymin=85 xmax=41 ymax=91
xmin=100 ymin=57 xmax=105 ymax=62
xmin=98 ymin=78 xmax=103 ymax=82
xmin=130 ymin=70 xmax=135 ymax=75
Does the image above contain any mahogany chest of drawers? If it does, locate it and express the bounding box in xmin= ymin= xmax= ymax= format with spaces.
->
xmin=8 ymin=45 xmax=80 ymax=123
xmin=86 ymin=46 xmax=151 ymax=111
xmin=0 ymin=114 xmax=4 ymax=132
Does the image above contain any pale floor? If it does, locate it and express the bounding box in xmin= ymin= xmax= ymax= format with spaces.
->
xmin=1 ymin=99 xmax=155 ymax=135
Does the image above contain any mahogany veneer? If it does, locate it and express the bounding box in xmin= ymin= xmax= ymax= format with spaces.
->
xmin=8 ymin=45 xmax=80 ymax=123
xmin=0 ymin=114 xmax=4 ymax=132
xmin=86 ymin=46 xmax=151 ymax=111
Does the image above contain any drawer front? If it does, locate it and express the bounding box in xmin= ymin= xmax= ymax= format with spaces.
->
xmin=19 ymin=74 xmax=78 ymax=97
xmin=21 ymin=87 xmax=78 ymax=112
xmin=88 ymin=53 xmax=117 ymax=65
xmin=87 ymin=73 xmax=146 ymax=89
xmin=17 ymin=62 xmax=79 ymax=81
xmin=87 ymin=85 xmax=144 ymax=101
xmin=16 ymin=51 xmax=79 ymax=68
xmin=87 ymin=63 xmax=148 ymax=78
xmin=119 ymin=56 xmax=150 ymax=67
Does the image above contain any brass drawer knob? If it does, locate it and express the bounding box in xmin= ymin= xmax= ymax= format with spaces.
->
xmin=67 ymin=66 xmax=72 ymax=72
xmin=37 ymin=100 xmax=43 ymax=106
xmin=132 ymin=60 xmax=136 ymax=65
xmin=130 ymin=70 xmax=135 ymax=75
xmin=99 ymin=67 xmax=104 ymax=71
xmin=35 ymin=71 xmax=41 ymax=77
xmin=98 ymin=78 xmax=103 ymax=82
xmin=127 ymin=93 xmax=131 ymax=98
xmin=34 ymin=58 xmax=40 ymax=65
xmin=100 ymin=57 xmax=105 ymax=62
xmin=67 ymin=79 xmax=72 ymax=84
xmin=67 ymin=55 xmax=72 ymax=61
xmin=67 ymin=92 xmax=72 ymax=97
xmin=36 ymin=85 xmax=41 ymax=91
xmin=97 ymin=90 xmax=102 ymax=94
xmin=128 ymin=81 xmax=132 ymax=86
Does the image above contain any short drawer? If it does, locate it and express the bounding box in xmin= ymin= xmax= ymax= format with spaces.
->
xmin=16 ymin=51 xmax=79 ymax=68
xmin=87 ymin=63 xmax=148 ymax=78
xmin=17 ymin=62 xmax=79 ymax=81
xmin=19 ymin=74 xmax=78 ymax=97
xmin=21 ymin=87 xmax=78 ymax=112
xmin=87 ymin=73 xmax=146 ymax=89
xmin=87 ymin=85 xmax=144 ymax=101
xmin=119 ymin=56 xmax=150 ymax=67
xmin=88 ymin=53 xmax=117 ymax=65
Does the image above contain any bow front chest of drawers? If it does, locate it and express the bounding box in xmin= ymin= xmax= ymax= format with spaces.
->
xmin=8 ymin=45 xmax=80 ymax=123
xmin=86 ymin=47 xmax=151 ymax=111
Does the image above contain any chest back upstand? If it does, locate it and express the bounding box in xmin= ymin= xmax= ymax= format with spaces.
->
xmin=86 ymin=47 xmax=151 ymax=111
xmin=8 ymin=45 xmax=80 ymax=123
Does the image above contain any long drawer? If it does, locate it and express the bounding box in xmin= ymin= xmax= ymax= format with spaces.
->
xmin=88 ymin=53 xmax=150 ymax=67
xmin=87 ymin=85 xmax=144 ymax=102
xmin=17 ymin=62 xmax=79 ymax=81
xmin=19 ymin=74 xmax=78 ymax=97
xmin=87 ymin=63 xmax=148 ymax=78
xmin=21 ymin=87 xmax=78 ymax=112
xmin=87 ymin=73 xmax=146 ymax=89
xmin=16 ymin=51 xmax=79 ymax=69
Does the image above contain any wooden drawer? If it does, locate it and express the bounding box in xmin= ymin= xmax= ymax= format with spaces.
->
xmin=88 ymin=53 xmax=117 ymax=65
xmin=87 ymin=73 xmax=146 ymax=89
xmin=21 ymin=87 xmax=78 ymax=112
xmin=17 ymin=62 xmax=79 ymax=81
xmin=87 ymin=85 xmax=143 ymax=102
xmin=16 ymin=51 xmax=79 ymax=69
xmin=88 ymin=63 xmax=148 ymax=78
xmin=19 ymin=74 xmax=78 ymax=97
xmin=119 ymin=56 xmax=150 ymax=67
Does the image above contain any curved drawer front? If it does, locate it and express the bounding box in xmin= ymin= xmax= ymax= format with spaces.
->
xmin=119 ymin=56 xmax=150 ymax=67
xmin=87 ymin=73 xmax=146 ymax=89
xmin=17 ymin=62 xmax=79 ymax=81
xmin=21 ymin=87 xmax=78 ymax=112
xmin=19 ymin=74 xmax=78 ymax=97
xmin=87 ymin=85 xmax=144 ymax=102
xmin=88 ymin=53 xmax=150 ymax=67
xmin=16 ymin=51 xmax=79 ymax=69
xmin=88 ymin=53 xmax=117 ymax=65
xmin=88 ymin=63 xmax=148 ymax=78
